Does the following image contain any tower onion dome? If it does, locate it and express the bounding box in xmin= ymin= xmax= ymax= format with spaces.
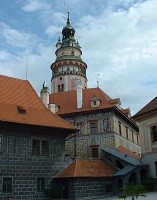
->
xmin=62 ymin=11 xmax=75 ymax=40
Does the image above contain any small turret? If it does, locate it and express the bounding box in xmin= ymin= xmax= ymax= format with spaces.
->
xmin=56 ymin=36 xmax=62 ymax=49
xmin=40 ymin=82 xmax=49 ymax=107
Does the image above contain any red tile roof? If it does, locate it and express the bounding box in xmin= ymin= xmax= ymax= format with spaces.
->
xmin=55 ymin=159 xmax=117 ymax=178
xmin=0 ymin=75 xmax=76 ymax=130
xmin=134 ymin=96 xmax=157 ymax=118
xmin=117 ymin=145 xmax=141 ymax=160
xmin=49 ymin=88 xmax=116 ymax=115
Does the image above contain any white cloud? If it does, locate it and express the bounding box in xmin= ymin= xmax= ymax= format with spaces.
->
xmin=0 ymin=50 xmax=12 ymax=61
xmin=76 ymin=0 xmax=157 ymax=114
xmin=22 ymin=0 xmax=50 ymax=12
xmin=1 ymin=0 xmax=157 ymax=115
xmin=46 ymin=25 xmax=61 ymax=37
xmin=0 ymin=22 xmax=39 ymax=50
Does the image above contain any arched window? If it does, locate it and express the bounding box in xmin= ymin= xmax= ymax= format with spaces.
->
xmin=58 ymin=85 xmax=60 ymax=92
xmin=129 ymin=172 xmax=137 ymax=184
xmin=61 ymin=84 xmax=64 ymax=92
xmin=140 ymin=168 xmax=147 ymax=184
xmin=116 ymin=178 xmax=123 ymax=192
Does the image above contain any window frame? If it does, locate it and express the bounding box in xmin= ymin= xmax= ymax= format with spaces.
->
xmin=150 ymin=125 xmax=157 ymax=143
xmin=90 ymin=145 xmax=99 ymax=158
xmin=77 ymin=121 xmax=84 ymax=135
xmin=104 ymin=117 xmax=111 ymax=132
xmin=32 ymin=139 xmax=49 ymax=156
xmin=118 ymin=121 xmax=122 ymax=135
xmin=125 ymin=126 xmax=128 ymax=139
xmin=3 ymin=177 xmax=12 ymax=193
xmin=89 ymin=121 xmax=98 ymax=134
xmin=37 ymin=178 xmax=45 ymax=192
xmin=0 ymin=135 xmax=3 ymax=151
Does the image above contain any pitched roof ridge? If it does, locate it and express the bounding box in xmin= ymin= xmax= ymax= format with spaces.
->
xmin=0 ymin=74 xmax=29 ymax=83
xmin=134 ymin=95 xmax=157 ymax=117
xmin=117 ymin=145 xmax=141 ymax=160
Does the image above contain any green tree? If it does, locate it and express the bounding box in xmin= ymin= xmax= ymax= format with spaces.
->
xmin=118 ymin=184 xmax=147 ymax=200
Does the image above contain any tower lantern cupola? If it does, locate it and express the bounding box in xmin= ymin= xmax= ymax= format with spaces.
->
xmin=62 ymin=11 xmax=75 ymax=40
xmin=51 ymin=12 xmax=88 ymax=93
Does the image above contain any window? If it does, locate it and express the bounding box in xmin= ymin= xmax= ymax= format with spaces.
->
xmin=155 ymin=162 xmax=157 ymax=178
xmin=118 ymin=122 xmax=122 ymax=135
xmin=104 ymin=117 xmax=111 ymax=132
xmin=150 ymin=125 xmax=157 ymax=142
xmin=3 ymin=177 xmax=12 ymax=193
xmin=77 ymin=122 xmax=84 ymax=135
xmin=132 ymin=131 xmax=134 ymax=142
xmin=17 ymin=106 xmax=26 ymax=114
xmin=90 ymin=121 xmax=98 ymax=134
xmin=90 ymin=146 xmax=99 ymax=158
xmin=137 ymin=135 xmax=139 ymax=144
xmin=32 ymin=139 xmax=49 ymax=156
xmin=125 ymin=127 xmax=128 ymax=139
xmin=37 ymin=178 xmax=45 ymax=192
xmin=0 ymin=135 xmax=2 ymax=151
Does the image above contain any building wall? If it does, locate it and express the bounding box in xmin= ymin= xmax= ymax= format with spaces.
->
xmin=68 ymin=178 xmax=114 ymax=199
xmin=0 ymin=128 xmax=72 ymax=200
xmin=64 ymin=111 xmax=140 ymax=158
xmin=138 ymin=116 xmax=157 ymax=153
xmin=138 ymin=115 xmax=157 ymax=178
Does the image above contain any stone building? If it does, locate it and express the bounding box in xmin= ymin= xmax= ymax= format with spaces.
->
xmin=0 ymin=75 xmax=76 ymax=200
xmin=39 ymin=13 xmax=148 ymax=199
xmin=53 ymin=147 xmax=148 ymax=199
xmin=133 ymin=96 xmax=157 ymax=178
xmin=41 ymin=13 xmax=141 ymax=159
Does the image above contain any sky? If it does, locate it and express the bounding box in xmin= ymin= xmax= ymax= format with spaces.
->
xmin=0 ymin=0 xmax=157 ymax=115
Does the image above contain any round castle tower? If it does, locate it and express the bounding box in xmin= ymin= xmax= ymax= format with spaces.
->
xmin=51 ymin=12 xmax=88 ymax=93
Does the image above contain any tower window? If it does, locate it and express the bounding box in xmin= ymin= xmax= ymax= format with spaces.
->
xmin=61 ymin=84 xmax=64 ymax=92
xmin=58 ymin=85 xmax=60 ymax=92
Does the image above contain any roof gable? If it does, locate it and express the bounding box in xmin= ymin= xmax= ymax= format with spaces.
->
xmin=55 ymin=159 xmax=117 ymax=178
xmin=0 ymin=75 xmax=76 ymax=131
xmin=49 ymin=88 xmax=116 ymax=115
xmin=134 ymin=96 xmax=157 ymax=118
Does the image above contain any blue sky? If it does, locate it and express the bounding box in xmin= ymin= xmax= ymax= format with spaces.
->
xmin=0 ymin=0 xmax=157 ymax=115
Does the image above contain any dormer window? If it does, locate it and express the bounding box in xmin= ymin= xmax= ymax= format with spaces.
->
xmin=17 ymin=106 xmax=26 ymax=115
xmin=90 ymin=96 xmax=101 ymax=108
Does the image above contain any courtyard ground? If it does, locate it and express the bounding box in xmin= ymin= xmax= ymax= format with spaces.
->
xmin=96 ymin=191 xmax=157 ymax=200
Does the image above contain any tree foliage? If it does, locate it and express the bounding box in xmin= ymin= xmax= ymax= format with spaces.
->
xmin=118 ymin=184 xmax=147 ymax=200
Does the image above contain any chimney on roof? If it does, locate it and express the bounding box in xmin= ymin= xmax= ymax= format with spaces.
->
xmin=40 ymin=82 xmax=49 ymax=108
xmin=76 ymin=81 xmax=83 ymax=109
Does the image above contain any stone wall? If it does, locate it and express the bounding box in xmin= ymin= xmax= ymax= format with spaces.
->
xmin=65 ymin=134 xmax=115 ymax=158
xmin=0 ymin=133 xmax=72 ymax=200
xmin=68 ymin=178 xmax=114 ymax=199
xmin=64 ymin=110 xmax=140 ymax=158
